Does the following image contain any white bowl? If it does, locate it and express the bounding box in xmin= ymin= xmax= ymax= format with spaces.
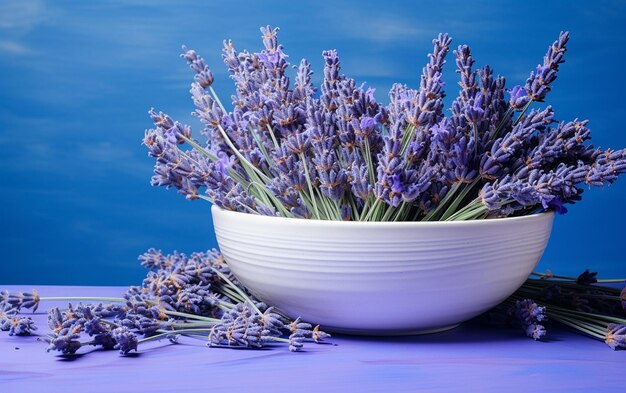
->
xmin=212 ymin=206 xmax=554 ymax=335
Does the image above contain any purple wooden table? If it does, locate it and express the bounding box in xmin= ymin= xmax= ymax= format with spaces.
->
xmin=0 ymin=285 xmax=623 ymax=392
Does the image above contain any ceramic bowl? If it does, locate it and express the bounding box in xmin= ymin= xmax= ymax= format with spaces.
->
xmin=211 ymin=206 xmax=554 ymax=335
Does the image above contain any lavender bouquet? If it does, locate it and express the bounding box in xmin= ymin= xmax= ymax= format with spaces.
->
xmin=144 ymin=26 xmax=626 ymax=221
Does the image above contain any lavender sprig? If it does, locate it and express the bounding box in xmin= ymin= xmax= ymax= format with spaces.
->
xmin=497 ymin=270 xmax=626 ymax=350
xmin=2 ymin=248 xmax=330 ymax=355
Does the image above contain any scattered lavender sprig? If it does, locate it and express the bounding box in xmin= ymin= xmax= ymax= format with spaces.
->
xmin=492 ymin=269 xmax=626 ymax=350
xmin=1 ymin=248 xmax=330 ymax=356
xmin=144 ymin=27 xmax=626 ymax=221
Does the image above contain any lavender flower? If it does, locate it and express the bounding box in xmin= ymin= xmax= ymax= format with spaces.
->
xmin=288 ymin=331 xmax=304 ymax=352
xmin=3 ymin=316 xmax=37 ymax=336
xmin=585 ymin=148 xmax=626 ymax=186
xmin=46 ymin=330 xmax=83 ymax=355
xmin=112 ymin=326 xmax=138 ymax=355
xmin=314 ymin=151 xmax=347 ymax=201
xmin=509 ymin=85 xmax=530 ymax=110
xmin=209 ymin=303 xmax=264 ymax=348
xmin=181 ymin=45 xmax=214 ymax=88
xmin=3 ymin=289 xmax=40 ymax=312
xmin=0 ymin=303 xmax=15 ymax=325
xmin=312 ymin=325 xmax=331 ymax=343
xmin=524 ymin=31 xmax=569 ymax=102
xmin=509 ymin=299 xmax=547 ymax=340
xmin=605 ymin=324 xmax=626 ymax=350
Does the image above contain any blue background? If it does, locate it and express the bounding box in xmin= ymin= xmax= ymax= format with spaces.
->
xmin=1 ymin=0 xmax=625 ymax=285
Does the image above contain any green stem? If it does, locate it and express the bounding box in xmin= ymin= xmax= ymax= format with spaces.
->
xmin=299 ymin=152 xmax=320 ymax=219
xmin=399 ymin=125 xmax=416 ymax=156
xmin=217 ymin=284 xmax=245 ymax=303
xmin=211 ymin=268 xmax=263 ymax=317
xmin=216 ymin=125 xmax=272 ymax=183
xmin=138 ymin=329 xmax=213 ymax=344
xmin=439 ymin=178 xmax=481 ymax=221
xmin=266 ymin=125 xmax=280 ymax=149
xmin=161 ymin=310 xmax=220 ymax=323
xmin=421 ymin=183 xmax=461 ymax=221
xmin=362 ymin=198 xmax=382 ymax=221
xmin=547 ymin=313 xmax=606 ymax=340
xmin=208 ymin=86 xmax=228 ymax=114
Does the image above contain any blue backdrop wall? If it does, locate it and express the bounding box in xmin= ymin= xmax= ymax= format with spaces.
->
xmin=1 ymin=0 xmax=625 ymax=285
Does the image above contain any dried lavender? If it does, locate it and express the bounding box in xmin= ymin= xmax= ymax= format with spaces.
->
xmin=508 ymin=299 xmax=547 ymax=340
xmin=112 ymin=327 xmax=138 ymax=355
xmin=605 ymin=324 xmax=626 ymax=350
xmin=144 ymin=27 xmax=626 ymax=222
xmin=496 ymin=270 xmax=626 ymax=350
xmin=2 ymin=248 xmax=329 ymax=355
xmin=0 ymin=311 xmax=37 ymax=336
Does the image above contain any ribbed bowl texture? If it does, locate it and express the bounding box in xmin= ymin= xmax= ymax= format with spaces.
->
xmin=212 ymin=205 xmax=554 ymax=335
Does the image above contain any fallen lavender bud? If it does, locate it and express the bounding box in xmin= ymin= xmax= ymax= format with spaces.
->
xmin=312 ymin=325 xmax=331 ymax=343
xmin=2 ymin=316 xmax=37 ymax=336
xmin=605 ymin=324 xmax=626 ymax=350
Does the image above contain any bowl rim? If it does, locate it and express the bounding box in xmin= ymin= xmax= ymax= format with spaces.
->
xmin=211 ymin=205 xmax=555 ymax=228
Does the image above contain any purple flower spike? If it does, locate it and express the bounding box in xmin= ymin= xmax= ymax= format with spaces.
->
xmin=509 ymin=299 xmax=547 ymax=340
xmin=464 ymin=93 xmax=485 ymax=123
xmin=547 ymin=197 xmax=568 ymax=215
xmin=4 ymin=289 xmax=40 ymax=312
xmin=1 ymin=315 xmax=37 ymax=336
xmin=112 ymin=326 xmax=138 ymax=355
xmin=360 ymin=116 xmax=375 ymax=132
xmin=46 ymin=332 xmax=83 ymax=355
xmin=605 ymin=324 xmax=626 ymax=350
xmin=524 ymin=31 xmax=569 ymax=102
xmin=181 ymin=45 xmax=214 ymax=89
xmin=391 ymin=174 xmax=403 ymax=194
xmin=509 ymin=85 xmax=530 ymax=110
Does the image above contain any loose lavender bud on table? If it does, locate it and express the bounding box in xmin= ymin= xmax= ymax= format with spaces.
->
xmin=3 ymin=316 xmax=37 ymax=336
xmin=312 ymin=325 xmax=331 ymax=343
xmin=605 ymin=324 xmax=626 ymax=350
